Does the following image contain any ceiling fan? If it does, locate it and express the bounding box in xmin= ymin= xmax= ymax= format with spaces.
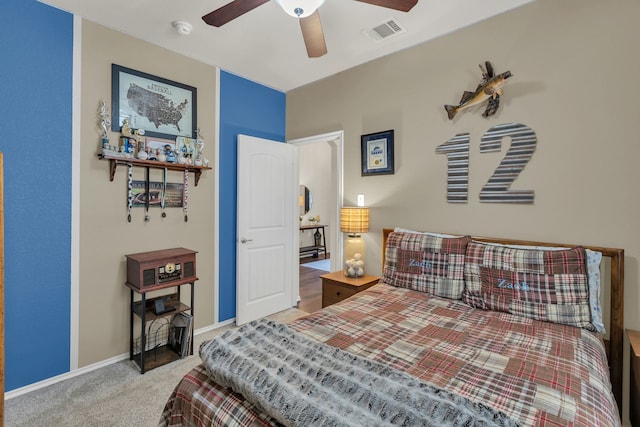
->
xmin=202 ymin=0 xmax=418 ymax=58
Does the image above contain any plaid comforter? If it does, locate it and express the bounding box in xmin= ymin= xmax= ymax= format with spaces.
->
xmin=160 ymin=283 xmax=620 ymax=427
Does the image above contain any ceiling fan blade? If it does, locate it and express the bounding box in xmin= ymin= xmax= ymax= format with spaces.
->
xmin=202 ymin=0 xmax=270 ymax=27
xmin=300 ymin=10 xmax=327 ymax=58
xmin=354 ymin=0 xmax=418 ymax=12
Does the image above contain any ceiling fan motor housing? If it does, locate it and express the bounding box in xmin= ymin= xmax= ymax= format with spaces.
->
xmin=276 ymin=0 xmax=325 ymax=18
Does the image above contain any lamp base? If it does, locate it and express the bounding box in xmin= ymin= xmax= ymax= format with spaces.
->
xmin=344 ymin=236 xmax=365 ymax=278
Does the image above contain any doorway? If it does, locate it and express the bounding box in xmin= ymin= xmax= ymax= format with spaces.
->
xmin=289 ymin=131 xmax=343 ymax=313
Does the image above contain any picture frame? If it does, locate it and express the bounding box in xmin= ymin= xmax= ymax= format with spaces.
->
xmin=131 ymin=181 xmax=184 ymax=208
xmin=361 ymin=129 xmax=394 ymax=176
xmin=146 ymin=137 xmax=176 ymax=154
xmin=111 ymin=64 xmax=197 ymax=140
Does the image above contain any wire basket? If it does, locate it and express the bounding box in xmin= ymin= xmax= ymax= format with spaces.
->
xmin=134 ymin=317 xmax=171 ymax=355
xmin=133 ymin=314 xmax=192 ymax=359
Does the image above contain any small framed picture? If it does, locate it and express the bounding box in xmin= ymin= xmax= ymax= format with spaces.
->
xmin=131 ymin=181 xmax=184 ymax=208
xmin=146 ymin=137 xmax=176 ymax=154
xmin=361 ymin=130 xmax=394 ymax=176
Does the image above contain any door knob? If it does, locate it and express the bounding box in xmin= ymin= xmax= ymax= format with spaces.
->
xmin=240 ymin=237 xmax=253 ymax=244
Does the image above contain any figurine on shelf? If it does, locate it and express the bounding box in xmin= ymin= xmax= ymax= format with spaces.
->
xmin=176 ymin=136 xmax=195 ymax=165
xmin=98 ymin=99 xmax=111 ymax=150
xmin=120 ymin=136 xmax=133 ymax=158
xmin=127 ymin=139 xmax=136 ymax=157
xmin=121 ymin=117 xmax=133 ymax=137
xmin=157 ymin=148 xmax=166 ymax=162
xmin=165 ymin=145 xmax=176 ymax=163
xmin=195 ymin=129 xmax=205 ymax=167
xmin=133 ymin=129 xmax=146 ymax=159
xmin=137 ymin=138 xmax=147 ymax=160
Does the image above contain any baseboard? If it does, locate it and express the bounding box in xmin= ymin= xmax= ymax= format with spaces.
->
xmin=4 ymin=319 xmax=235 ymax=401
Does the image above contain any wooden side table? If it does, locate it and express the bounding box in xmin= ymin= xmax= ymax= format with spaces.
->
xmin=628 ymin=329 xmax=640 ymax=427
xmin=320 ymin=270 xmax=379 ymax=308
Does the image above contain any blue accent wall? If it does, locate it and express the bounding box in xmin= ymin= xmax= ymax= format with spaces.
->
xmin=0 ymin=0 xmax=73 ymax=391
xmin=0 ymin=3 xmax=283 ymax=390
xmin=218 ymin=71 xmax=286 ymax=321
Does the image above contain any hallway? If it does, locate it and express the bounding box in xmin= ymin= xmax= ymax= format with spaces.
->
xmin=297 ymin=256 xmax=329 ymax=313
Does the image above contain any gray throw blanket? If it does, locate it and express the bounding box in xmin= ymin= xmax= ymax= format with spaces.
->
xmin=200 ymin=319 xmax=520 ymax=427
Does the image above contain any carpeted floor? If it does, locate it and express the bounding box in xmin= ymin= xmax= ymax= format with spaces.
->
xmin=5 ymin=308 xmax=308 ymax=427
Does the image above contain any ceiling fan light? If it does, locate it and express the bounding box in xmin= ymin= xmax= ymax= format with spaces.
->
xmin=275 ymin=0 xmax=325 ymax=18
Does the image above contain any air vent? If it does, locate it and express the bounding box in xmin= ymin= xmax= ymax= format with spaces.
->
xmin=362 ymin=18 xmax=406 ymax=42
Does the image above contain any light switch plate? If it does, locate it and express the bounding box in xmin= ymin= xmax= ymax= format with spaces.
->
xmin=357 ymin=194 xmax=365 ymax=206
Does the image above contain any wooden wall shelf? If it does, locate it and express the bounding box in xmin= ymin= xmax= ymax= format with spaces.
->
xmin=98 ymin=154 xmax=212 ymax=186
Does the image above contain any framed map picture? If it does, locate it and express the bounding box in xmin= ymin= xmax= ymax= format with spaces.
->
xmin=111 ymin=64 xmax=197 ymax=140
xmin=361 ymin=129 xmax=394 ymax=176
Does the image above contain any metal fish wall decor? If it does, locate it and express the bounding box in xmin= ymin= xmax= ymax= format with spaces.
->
xmin=444 ymin=61 xmax=512 ymax=120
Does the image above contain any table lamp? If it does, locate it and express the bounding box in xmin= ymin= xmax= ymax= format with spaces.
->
xmin=340 ymin=207 xmax=369 ymax=277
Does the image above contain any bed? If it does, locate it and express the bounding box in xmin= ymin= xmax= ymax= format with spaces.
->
xmin=160 ymin=228 xmax=624 ymax=426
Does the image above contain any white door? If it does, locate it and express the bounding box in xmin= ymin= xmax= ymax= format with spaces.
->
xmin=236 ymin=134 xmax=296 ymax=325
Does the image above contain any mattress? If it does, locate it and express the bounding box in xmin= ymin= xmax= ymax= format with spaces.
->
xmin=160 ymin=282 xmax=620 ymax=426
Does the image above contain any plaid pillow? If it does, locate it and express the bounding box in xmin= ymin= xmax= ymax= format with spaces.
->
xmin=462 ymin=241 xmax=594 ymax=330
xmin=383 ymin=231 xmax=471 ymax=299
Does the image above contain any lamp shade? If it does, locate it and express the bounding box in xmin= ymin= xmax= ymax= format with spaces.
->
xmin=340 ymin=207 xmax=369 ymax=234
xmin=275 ymin=0 xmax=325 ymax=18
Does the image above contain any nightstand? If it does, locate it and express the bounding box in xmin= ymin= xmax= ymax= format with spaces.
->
xmin=320 ymin=271 xmax=380 ymax=308
xmin=628 ymin=329 xmax=640 ymax=427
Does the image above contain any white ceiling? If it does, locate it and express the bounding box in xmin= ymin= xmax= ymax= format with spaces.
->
xmin=39 ymin=0 xmax=532 ymax=92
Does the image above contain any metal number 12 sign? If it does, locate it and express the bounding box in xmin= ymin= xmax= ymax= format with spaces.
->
xmin=436 ymin=122 xmax=537 ymax=204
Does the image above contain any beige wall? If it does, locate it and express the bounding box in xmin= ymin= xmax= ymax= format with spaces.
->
xmin=299 ymin=142 xmax=332 ymax=253
xmin=286 ymin=0 xmax=639 ymax=423
xmin=79 ymin=21 xmax=216 ymax=366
